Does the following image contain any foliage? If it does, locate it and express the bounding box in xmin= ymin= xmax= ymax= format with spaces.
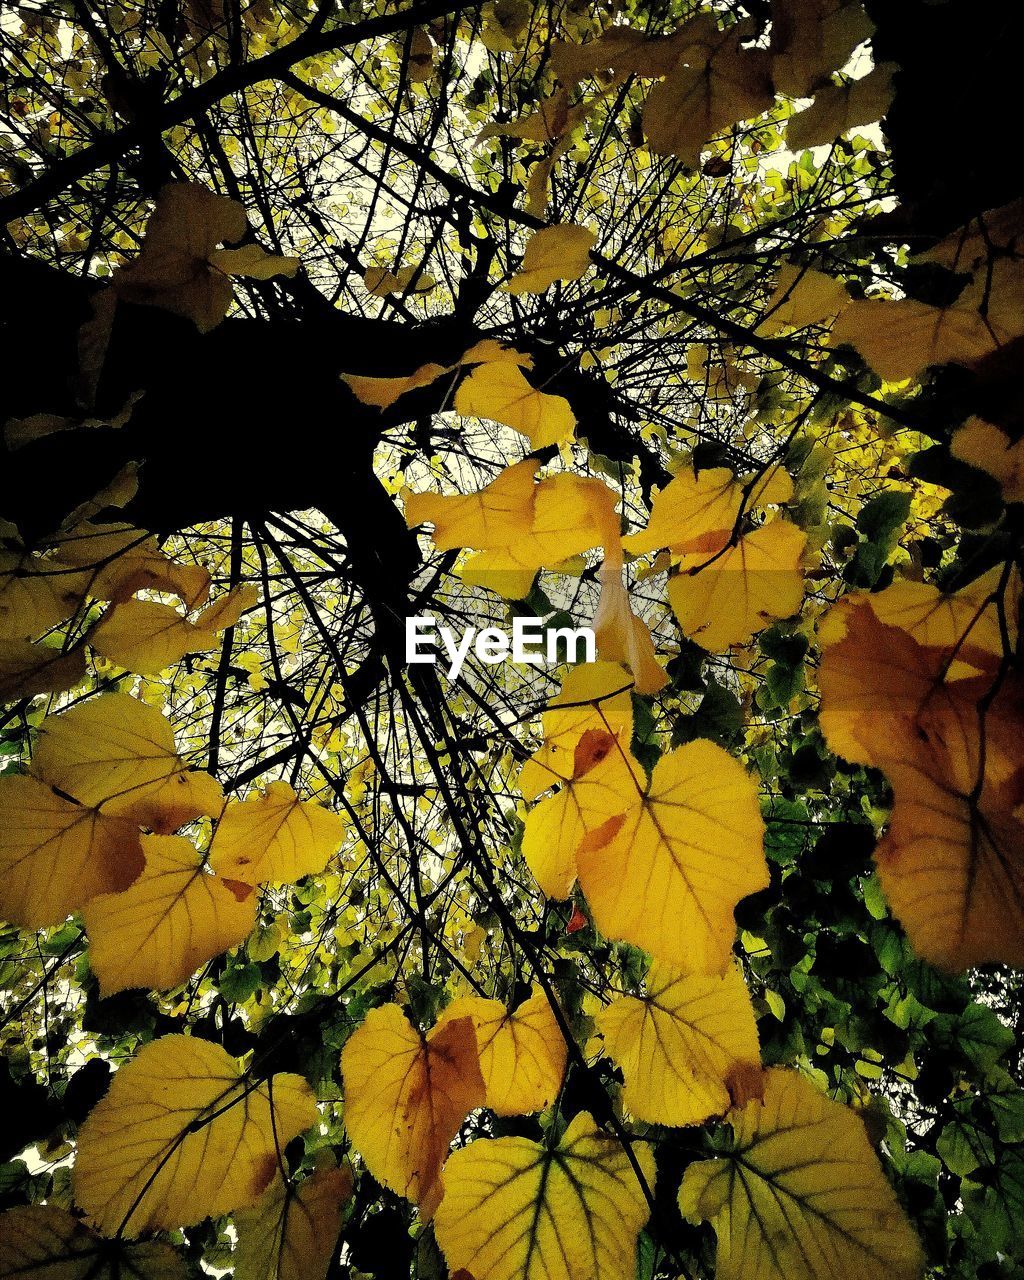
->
xmin=1 ymin=1 xmax=1023 ymax=1279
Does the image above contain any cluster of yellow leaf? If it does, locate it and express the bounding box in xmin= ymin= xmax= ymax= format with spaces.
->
xmin=520 ymin=661 xmax=769 ymax=969
xmin=510 ymin=666 xmax=925 ymax=1278
xmin=403 ymin=458 xmax=670 ymax=690
xmin=817 ymin=567 xmax=1024 ymax=969
xmin=343 ymin=338 xmax=575 ymax=447
xmin=113 ymin=183 xmax=299 ymax=332
xmin=765 ymin=201 xmax=1024 ymax=387
xmin=547 ymin=1 xmax=888 ymax=171
xmin=0 ymin=694 xmax=343 ymax=990
xmin=404 ymin=459 xmax=614 ymax=597
xmin=624 ymin=463 xmax=806 ymax=652
xmin=0 ymin=516 xmax=256 ymax=698
xmin=340 ymin=992 xmax=566 ymax=1215
xmin=339 ymin=992 xmax=661 ymax=1280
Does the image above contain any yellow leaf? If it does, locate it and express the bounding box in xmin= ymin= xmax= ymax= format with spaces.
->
xmin=770 ymin=0 xmax=874 ymax=98
xmin=233 ymin=1164 xmax=354 ymax=1280
xmin=743 ymin=464 xmax=795 ymax=509
xmin=522 ymin=729 xmax=644 ymax=899
xmin=642 ymin=19 xmax=774 ymax=167
xmin=596 ymin=961 xmax=761 ymax=1126
xmin=342 ymin=362 xmax=452 ymax=409
xmin=831 ymin=296 xmax=1012 ymax=382
xmin=518 ymin=660 xmax=635 ymax=802
xmin=340 ymin=1004 xmax=485 ymax=1214
xmin=787 ymin=63 xmax=897 ymax=151
xmin=576 ymin=741 xmax=767 ymax=971
xmin=405 ymin=27 xmax=434 ymax=83
xmin=592 ymin=565 xmax=668 ymax=694
xmin=552 ymin=23 xmax=706 ymax=83
xmin=89 ymin=580 xmax=254 ymax=673
xmin=866 ymin=567 xmax=1016 ymax=662
xmin=478 ymin=90 xmax=572 ymax=143
xmin=951 ymin=417 xmax=1024 ymax=504
xmin=436 ymin=989 xmax=566 ymax=1115
xmin=0 ymin=550 xmax=89 ymax=639
xmin=405 ymin=460 xmax=539 ymax=549
xmin=0 ymin=638 xmax=86 ymax=703
xmin=209 ymin=780 xmax=343 ymax=886
xmin=459 ymin=553 xmax=537 ymax=600
xmin=506 ymin=225 xmax=596 ymax=295
xmin=364 ymin=265 xmax=434 ymax=296
xmin=622 ymin=467 xmax=741 ymax=557
xmin=434 ymin=1111 xmax=654 ymax=1280
xmin=817 ymin=596 xmax=1024 ymax=969
xmin=0 ymin=1205 xmax=188 ymax=1280
xmin=113 ymin=183 xmax=251 ymax=332
xmin=74 ymin=1035 xmax=317 ymax=1236
xmin=916 ymin=199 xmax=1024 ymax=272
xmin=194 ymin=582 xmax=259 ymax=632
xmin=406 ymin=462 xmax=619 ymax=598
xmin=667 ymin=520 xmax=807 ymax=652
xmin=874 ymin=739 xmax=1024 ymax=970
xmin=31 ymin=693 xmax=223 ymax=832
xmin=758 ymin=263 xmax=850 ymax=335
xmin=89 ymin=598 xmax=220 ymax=675
xmin=0 ymin=774 xmax=143 ymax=929
xmin=816 ymin=594 xmax=993 ymax=769
xmin=678 ymin=1068 xmax=923 ymax=1280
xmin=459 ymin=339 xmax=534 ymax=368
xmin=208 ymin=244 xmax=300 ymax=280
xmin=454 ymin=363 xmax=576 ymax=448
xmin=50 ymin=522 xmax=210 ymax=608
xmin=82 ymin=833 xmax=256 ymax=994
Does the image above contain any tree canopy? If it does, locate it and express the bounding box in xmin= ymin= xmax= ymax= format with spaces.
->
xmin=2 ymin=2 xmax=1024 ymax=1278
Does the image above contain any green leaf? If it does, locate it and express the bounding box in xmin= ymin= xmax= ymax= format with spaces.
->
xmin=942 ymin=1003 xmax=1015 ymax=1071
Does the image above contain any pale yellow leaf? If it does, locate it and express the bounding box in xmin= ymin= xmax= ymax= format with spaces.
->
xmin=89 ymin=598 xmax=220 ymax=675
xmin=576 ymin=741 xmax=767 ymax=971
xmin=73 ymin=1035 xmax=317 ymax=1236
xmin=0 ymin=774 xmax=142 ymax=929
xmin=340 ymin=1004 xmax=485 ymax=1214
xmin=787 ymin=63 xmax=897 ymax=151
xmin=436 ymin=989 xmax=566 ymax=1115
xmin=82 ymin=833 xmax=256 ymax=994
xmin=209 ymin=780 xmax=343 ymax=886
xmin=506 ymin=225 xmax=596 ymax=296
xmin=454 ymin=363 xmax=576 ymax=448
xmin=597 ymin=961 xmax=761 ymax=1126
xmin=434 ymin=1111 xmax=654 ymax=1280
xmin=678 ymin=1069 xmax=924 ymax=1280
xmin=31 ymin=693 xmax=223 ymax=832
